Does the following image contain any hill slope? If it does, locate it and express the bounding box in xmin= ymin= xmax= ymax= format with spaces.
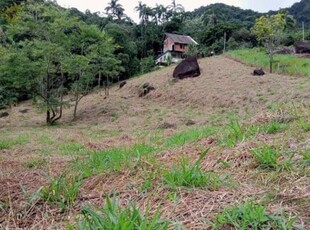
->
xmin=1 ymin=56 xmax=310 ymax=229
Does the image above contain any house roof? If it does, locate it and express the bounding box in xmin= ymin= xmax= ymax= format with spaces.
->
xmin=165 ymin=33 xmax=198 ymax=45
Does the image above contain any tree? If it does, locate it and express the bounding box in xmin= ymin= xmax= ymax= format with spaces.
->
xmin=105 ymin=0 xmax=125 ymax=20
xmin=167 ymin=0 xmax=185 ymax=16
xmin=252 ymin=12 xmax=286 ymax=73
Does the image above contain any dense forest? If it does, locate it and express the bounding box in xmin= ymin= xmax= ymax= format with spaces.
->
xmin=0 ymin=0 xmax=309 ymax=123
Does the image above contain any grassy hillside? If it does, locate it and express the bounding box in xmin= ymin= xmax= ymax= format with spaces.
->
xmin=0 ymin=56 xmax=310 ymax=229
xmin=228 ymin=48 xmax=310 ymax=76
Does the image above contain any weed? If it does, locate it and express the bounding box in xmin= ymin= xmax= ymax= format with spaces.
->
xmin=0 ymin=134 xmax=29 ymax=150
xmin=297 ymin=119 xmax=310 ymax=132
xmin=222 ymin=119 xmax=245 ymax=147
xmin=39 ymin=135 xmax=55 ymax=145
xmin=164 ymin=126 xmax=215 ymax=148
xmin=211 ymin=200 xmax=296 ymax=229
xmin=262 ymin=121 xmax=289 ymax=134
xmin=26 ymin=158 xmax=48 ymax=169
xmin=300 ymin=151 xmax=310 ymax=164
xmin=163 ymin=149 xmax=223 ymax=189
xmin=79 ymin=197 xmax=170 ymax=229
xmin=78 ymin=143 xmax=155 ymax=177
xmin=58 ymin=142 xmax=86 ymax=155
xmin=0 ymin=140 xmax=10 ymax=150
xmin=40 ymin=174 xmax=81 ymax=210
xmin=251 ymin=145 xmax=280 ymax=170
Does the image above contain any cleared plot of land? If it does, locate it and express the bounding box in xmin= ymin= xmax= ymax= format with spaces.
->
xmin=0 ymin=56 xmax=309 ymax=229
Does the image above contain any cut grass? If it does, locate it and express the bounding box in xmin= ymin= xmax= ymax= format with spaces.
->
xmin=228 ymin=48 xmax=310 ymax=76
xmin=211 ymin=200 xmax=297 ymax=230
xmin=79 ymin=197 xmax=170 ymax=230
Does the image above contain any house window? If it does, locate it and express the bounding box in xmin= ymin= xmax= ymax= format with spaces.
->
xmin=180 ymin=44 xmax=185 ymax=49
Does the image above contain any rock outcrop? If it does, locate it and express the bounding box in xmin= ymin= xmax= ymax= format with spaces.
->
xmin=173 ymin=57 xmax=200 ymax=79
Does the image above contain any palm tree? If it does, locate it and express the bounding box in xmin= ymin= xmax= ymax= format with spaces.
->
xmin=134 ymin=1 xmax=153 ymax=24
xmin=153 ymin=4 xmax=166 ymax=25
xmin=105 ymin=0 xmax=125 ymax=20
xmin=167 ymin=0 xmax=184 ymax=15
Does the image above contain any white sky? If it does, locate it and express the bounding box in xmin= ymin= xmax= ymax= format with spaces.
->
xmin=55 ymin=0 xmax=300 ymax=23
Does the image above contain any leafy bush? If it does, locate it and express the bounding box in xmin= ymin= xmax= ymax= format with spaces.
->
xmin=140 ymin=56 xmax=155 ymax=74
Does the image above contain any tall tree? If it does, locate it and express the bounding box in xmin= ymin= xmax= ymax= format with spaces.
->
xmin=105 ymin=0 xmax=125 ymax=20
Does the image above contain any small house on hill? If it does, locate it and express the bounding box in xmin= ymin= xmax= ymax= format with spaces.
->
xmin=155 ymin=33 xmax=198 ymax=65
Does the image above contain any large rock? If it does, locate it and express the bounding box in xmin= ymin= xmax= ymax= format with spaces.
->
xmin=294 ymin=40 xmax=310 ymax=54
xmin=173 ymin=57 xmax=200 ymax=79
xmin=0 ymin=112 xmax=9 ymax=118
xmin=138 ymin=82 xmax=155 ymax=97
xmin=253 ymin=68 xmax=265 ymax=76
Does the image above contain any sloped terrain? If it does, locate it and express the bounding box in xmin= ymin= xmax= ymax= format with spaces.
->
xmin=0 ymin=56 xmax=310 ymax=229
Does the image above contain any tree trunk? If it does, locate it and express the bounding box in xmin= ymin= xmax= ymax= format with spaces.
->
xmin=46 ymin=110 xmax=51 ymax=124
xmin=98 ymin=71 xmax=101 ymax=88
xmin=73 ymin=94 xmax=79 ymax=119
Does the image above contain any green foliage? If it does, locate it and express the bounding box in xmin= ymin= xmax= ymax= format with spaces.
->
xmin=0 ymin=134 xmax=29 ymax=150
xmin=58 ymin=142 xmax=86 ymax=155
xmin=251 ymin=145 xmax=281 ymax=170
xmin=212 ymin=201 xmax=296 ymax=229
xmin=229 ymin=49 xmax=310 ymax=77
xmin=222 ymin=119 xmax=245 ymax=147
xmin=140 ymin=56 xmax=155 ymax=74
xmin=261 ymin=121 xmax=289 ymax=134
xmin=166 ymin=53 xmax=172 ymax=66
xmin=26 ymin=158 xmax=48 ymax=169
xmin=79 ymin=197 xmax=169 ymax=230
xmin=252 ymin=12 xmax=286 ymax=73
xmin=77 ymin=143 xmax=155 ymax=177
xmin=300 ymin=152 xmax=310 ymax=164
xmin=163 ymin=149 xmax=224 ymax=189
xmin=40 ymin=175 xmax=81 ymax=210
xmin=164 ymin=126 xmax=215 ymax=148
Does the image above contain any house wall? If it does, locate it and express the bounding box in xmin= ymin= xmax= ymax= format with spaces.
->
xmin=163 ymin=38 xmax=174 ymax=52
xmin=174 ymin=43 xmax=188 ymax=52
xmin=163 ymin=37 xmax=188 ymax=53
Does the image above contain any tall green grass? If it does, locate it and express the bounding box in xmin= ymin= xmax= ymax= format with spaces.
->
xmin=40 ymin=175 xmax=82 ymax=210
xmin=0 ymin=134 xmax=29 ymax=149
xmin=163 ymin=149 xmax=224 ymax=189
xmin=79 ymin=197 xmax=170 ymax=230
xmin=229 ymin=48 xmax=310 ymax=76
xmin=77 ymin=143 xmax=156 ymax=177
xmin=164 ymin=126 xmax=216 ymax=148
xmin=212 ymin=200 xmax=296 ymax=230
